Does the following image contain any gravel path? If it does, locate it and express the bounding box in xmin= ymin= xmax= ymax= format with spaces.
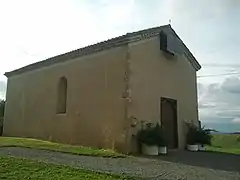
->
xmin=0 ymin=147 xmax=239 ymax=180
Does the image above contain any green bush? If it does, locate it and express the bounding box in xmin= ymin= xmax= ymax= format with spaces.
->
xmin=196 ymin=127 xmax=212 ymax=145
xmin=137 ymin=123 xmax=166 ymax=146
xmin=0 ymin=100 xmax=5 ymax=117
xmin=153 ymin=123 xmax=166 ymax=146
xmin=0 ymin=100 xmax=5 ymax=136
xmin=0 ymin=125 xmax=2 ymax=136
xmin=137 ymin=127 xmax=157 ymax=146
xmin=186 ymin=123 xmax=198 ymax=145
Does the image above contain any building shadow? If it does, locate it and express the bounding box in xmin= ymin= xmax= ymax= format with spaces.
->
xmin=139 ymin=150 xmax=240 ymax=172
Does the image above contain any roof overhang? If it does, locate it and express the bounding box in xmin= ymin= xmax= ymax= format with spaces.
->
xmin=5 ymin=24 xmax=201 ymax=77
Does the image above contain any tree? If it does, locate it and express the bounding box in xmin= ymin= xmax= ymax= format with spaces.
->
xmin=0 ymin=100 xmax=5 ymax=136
xmin=0 ymin=100 xmax=5 ymax=117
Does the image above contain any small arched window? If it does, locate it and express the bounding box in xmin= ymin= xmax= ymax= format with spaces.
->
xmin=56 ymin=77 xmax=67 ymax=114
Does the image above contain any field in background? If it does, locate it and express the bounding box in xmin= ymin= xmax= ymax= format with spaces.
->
xmin=207 ymin=134 xmax=240 ymax=155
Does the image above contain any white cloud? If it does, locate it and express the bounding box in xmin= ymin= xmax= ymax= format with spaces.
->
xmin=0 ymin=81 xmax=6 ymax=100
xmin=198 ymin=76 xmax=240 ymax=125
xmin=1 ymin=0 xmax=239 ymax=74
xmin=0 ymin=0 xmax=239 ymax=132
xmin=221 ymin=77 xmax=240 ymax=93
xmin=0 ymin=0 xmax=110 ymax=73
xmin=232 ymin=118 xmax=240 ymax=124
xmin=169 ymin=0 xmax=240 ymax=20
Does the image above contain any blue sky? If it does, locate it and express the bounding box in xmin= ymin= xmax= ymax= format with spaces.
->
xmin=0 ymin=0 xmax=240 ymax=132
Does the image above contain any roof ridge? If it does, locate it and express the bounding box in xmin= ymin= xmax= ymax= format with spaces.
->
xmin=5 ymin=24 xmax=200 ymax=77
xmin=127 ymin=24 xmax=170 ymax=36
xmin=5 ymin=34 xmax=129 ymax=77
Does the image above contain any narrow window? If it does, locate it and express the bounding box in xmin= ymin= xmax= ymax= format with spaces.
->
xmin=56 ymin=77 xmax=67 ymax=114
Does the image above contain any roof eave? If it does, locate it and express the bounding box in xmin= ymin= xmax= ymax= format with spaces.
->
xmin=167 ymin=26 xmax=201 ymax=72
xmin=5 ymin=24 xmax=202 ymax=77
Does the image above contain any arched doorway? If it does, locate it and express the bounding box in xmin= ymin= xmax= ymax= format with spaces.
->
xmin=160 ymin=97 xmax=178 ymax=149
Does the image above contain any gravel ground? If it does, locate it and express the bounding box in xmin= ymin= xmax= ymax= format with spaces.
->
xmin=0 ymin=147 xmax=239 ymax=180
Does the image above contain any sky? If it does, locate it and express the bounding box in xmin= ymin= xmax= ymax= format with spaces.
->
xmin=0 ymin=0 xmax=240 ymax=132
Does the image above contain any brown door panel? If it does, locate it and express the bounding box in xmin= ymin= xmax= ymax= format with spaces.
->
xmin=161 ymin=97 xmax=178 ymax=149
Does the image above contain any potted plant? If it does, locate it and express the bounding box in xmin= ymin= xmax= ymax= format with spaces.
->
xmin=154 ymin=123 xmax=167 ymax=155
xmin=186 ymin=123 xmax=198 ymax=151
xmin=196 ymin=126 xmax=212 ymax=151
xmin=137 ymin=124 xmax=158 ymax=155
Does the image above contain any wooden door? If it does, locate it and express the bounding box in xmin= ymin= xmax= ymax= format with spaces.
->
xmin=161 ymin=97 xmax=178 ymax=149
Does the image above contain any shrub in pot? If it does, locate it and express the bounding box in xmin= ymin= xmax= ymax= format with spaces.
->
xmin=196 ymin=127 xmax=212 ymax=151
xmin=137 ymin=125 xmax=158 ymax=156
xmin=186 ymin=123 xmax=198 ymax=151
xmin=154 ymin=123 xmax=167 ymax=155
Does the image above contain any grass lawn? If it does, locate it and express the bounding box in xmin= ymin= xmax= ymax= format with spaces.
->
xmin=0 ymin=137 xmax=125 ymax=158
xmin=0 ymin=156 xmax=135 ymax=180
xmin=206 ymin=146 xmax=240 ymax=155
xmin=206 ymin=134 xmax=240 ymax=155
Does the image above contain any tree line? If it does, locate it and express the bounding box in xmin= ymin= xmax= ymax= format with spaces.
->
xmin=0 ymin=100 xmax=5 ymax=136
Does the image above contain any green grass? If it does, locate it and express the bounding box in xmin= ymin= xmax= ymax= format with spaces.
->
xmin=206 ymin=134 xmax=240 ymax=155
xmin=0 ymin=156 xmax=135 ymax=180
xmin=0 ymin=137 xmax=125 ymax=158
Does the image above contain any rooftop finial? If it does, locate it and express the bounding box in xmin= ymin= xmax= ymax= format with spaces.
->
xmin=169 ymin=19 xmax=172 ymax=25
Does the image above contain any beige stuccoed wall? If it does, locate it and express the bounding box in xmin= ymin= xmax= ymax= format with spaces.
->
xmin=3 ymin=36 xmax=199 ymax=153
xmin=3 ymin=46 xmax=129 ymax=151
xmin=127 ymin=37 xmax=199 ymax=152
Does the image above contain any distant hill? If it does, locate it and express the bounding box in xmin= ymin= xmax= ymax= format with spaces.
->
xmin=202 ymin=122 xmax=240 ymax=134
xmin=211 ymin=131 xmax=240 ymax=135
xmin=233 ymin=132 xmax=240 ymax=135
